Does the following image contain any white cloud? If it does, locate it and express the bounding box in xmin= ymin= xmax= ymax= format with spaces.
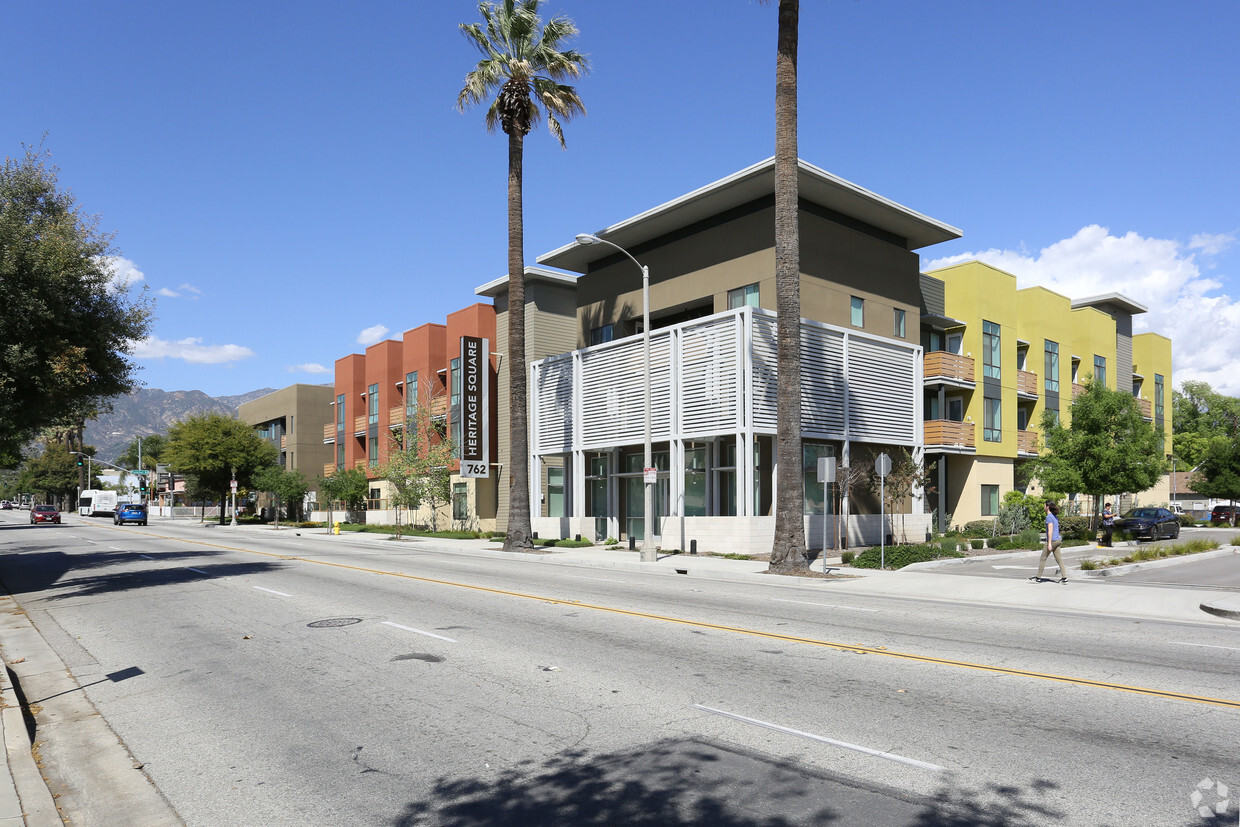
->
xmin=101 ymin=256 xmax=144 ymax=289
xmin=356 ymin=324 xmax=390 ymax=346
xmin=178 ymin=283 xmax=204 ymax=295
xmin=288 ymin=362 xmax=331 ymax=374
xmin=156 ymin=287 xmax=180 ymax=298
xmin=132 ymin=336 xmax=256 ymax=365
xmin=922 ymin=225 xmax=1240 ymax=397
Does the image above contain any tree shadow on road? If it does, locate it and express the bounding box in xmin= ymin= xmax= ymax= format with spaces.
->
xmin=393 ymin=738 xmax=1071 ymax=826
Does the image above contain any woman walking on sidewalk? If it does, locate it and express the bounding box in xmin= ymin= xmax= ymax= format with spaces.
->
xmin=1031 ymin=501 xmax=1068 ymax=583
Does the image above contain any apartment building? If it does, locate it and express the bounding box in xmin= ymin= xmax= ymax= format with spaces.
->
xmin=238 ymin=383 xmax=336 ymax=485
xmin=479 ymin=158 xmax=963 ymax=553
xmin=921 ymin=261 xmax=1173 ymax=526
xmin=323 ymin=303 xmax=499 ymax=530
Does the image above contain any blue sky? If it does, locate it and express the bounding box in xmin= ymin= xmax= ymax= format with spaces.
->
xmin=6 ymin=0 xmax=1238 ymax=397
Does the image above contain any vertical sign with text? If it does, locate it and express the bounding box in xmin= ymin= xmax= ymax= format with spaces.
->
xmin=459 ymin=336 xmax=490 ymax=478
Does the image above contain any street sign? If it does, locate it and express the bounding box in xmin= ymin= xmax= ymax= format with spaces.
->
xmin=133 ymin=469 xmax=149 ymax=476
xmin=643 ymin=467 xmax=657 ymax=484
xmin=460 ymin=461 xmax=489 ymax=478
xmin=817 ymin=456 xmax=836 ymax=484
xmin=874 ymin=452 xmax=892 ymax=477
xmin=230 ymin=480 xmax=238 ymax=493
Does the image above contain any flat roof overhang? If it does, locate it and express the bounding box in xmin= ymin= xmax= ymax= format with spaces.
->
xmin=475 ymin=265 xmax=578 ymax=298
xmin=1071 ymin=292 xmax=1148 ymax=315
xmin=537 ymin=157 xmax=963 ymax=274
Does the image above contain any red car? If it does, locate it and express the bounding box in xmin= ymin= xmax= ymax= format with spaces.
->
xmin=29 ymin=505 xmax=61 ymax=524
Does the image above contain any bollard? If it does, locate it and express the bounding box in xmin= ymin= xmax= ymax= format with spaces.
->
xmin=629 ymin=535 xmax=636 ymax=550
xmin=532 ymin=531 xmax=538 ymax=540
xmin=575 ymin=534 xmax=581 ymax=542
xmin=690 ymin=539 xmax=697 ymax=555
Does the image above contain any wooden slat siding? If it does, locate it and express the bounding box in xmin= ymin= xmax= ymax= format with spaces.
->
xmin=680 ymin=316 xmax=740 ymax=437
xmin=430 ymin=397 xmax=447 ymax=418
xmin=323 ymin=463 xmax=335 ymax=477
xmin=323 ymin=423 xmax=335 ymax=442
xmin=534 ymin=356 xmax=574 ymax=454
xmin=280 ymin=435 xmax=287 ymax=449
xmin=354 ymin=415 xmax=366 ymax=434
xmin=354 ymin=459 xmax=366 ymax=470
xmin=1017 ymin=370 xmax=1038 ymax=396
xmin=800 ymin=323 xmax=845 ymax=436
xmin=750 ymin=315 xmax=779 ymax=432
xmin=1072 ymin=383 xmax=1086 ymax=399
xmin=924 ymin=420 xmax=975 ymax=448
xmin=848 ymin=336 xmax=917 ymax=444
xmin=1137 ymin=397 xmax=1153 ymax=419
xmin=1017 ymin=429 xmax=1038 ymax=453
xmin=919 ymin=274 xmax=946 ymax=317
xmin=923 ymin=351 xmax=974 ymax=383
xmin=388 ymin=407 xmax=405 ymax=427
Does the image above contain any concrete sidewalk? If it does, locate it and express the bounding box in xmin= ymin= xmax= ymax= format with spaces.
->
xmin=205 ymin=520 xmax=1240 ymax=626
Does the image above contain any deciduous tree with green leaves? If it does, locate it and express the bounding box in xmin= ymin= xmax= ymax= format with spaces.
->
xmin=0 ymin=146 xmax=152 ymax=459
xmin=251 ymin=466 xmax=309 ymax=529
xmin=163 ymin=413 xmax=277 ymax=525
xmin=1172 ymin=380 xmax=1240 ymax=467
xmin=115 ymin=434 xmax=167 ymax=472
xmin=317 ymin=466 xmax=369 ymax=524
xmin=379 ymin=384 xmax=456 ymax=536
xmin=16 ymin=442 xmax=80 ymax=507
xmin=1035 ymin=379 xmax=1167 ymax=528
xmin=457 ymin=0 xmax=587 ymax=552
xmin=1191 ymin=436 xmax=1240 ymax=525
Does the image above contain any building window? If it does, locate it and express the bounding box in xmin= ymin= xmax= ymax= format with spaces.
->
xmin=893 ymin=308 xmax=906 ymax=338
xmin=984 ymin=397 xmax=1001 ymax=442
xmin=405 ymin=371 xmax=418 ymax=417
xmin=452 ymin=483 xmax=468 ymax=520
xmin=546 ymin=466 xmax=565 ymax=517
xmin=850 ymin=296 xmax=864 ymax=327
xmin=982 ymin=320 xmax=1001 ymax=380
xmin=1044 ymin=341 xmax=1059 ymax=393
xmin=452 ymin=417 xmax=462 ymax=459
xmin=1094 ymin=355 xmax=1107 ymax=386
xmin=450 ymin=358 xmax=461 ymax=409
xmin=368 ymin=431 xmax=378 ymax=467
xmin=336 ymin=443 xmax=344 ymax=469
xmin=1155 ymin=374 xmax=1164 ymax=418
xmin=728 ymin=283 xmax=759 ymax=310
xmin=684 ymin=444 xmax=706 ymax=517
xmin=981 ymin=484 xmax=999 ymax=517
xmin=802 ymin=443 xmax=834 ymax=516
xmin=367 ymin=384 xmax=379 ymax=423
xmin=336 ymin=394 xmax=345 ymax=432
xmin=590 ymin=324 xmax=614 ymax=345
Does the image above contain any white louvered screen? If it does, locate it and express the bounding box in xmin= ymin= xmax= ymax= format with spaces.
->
xmin=533 ymin=356 xmax=573 ymax=453
xmin=801 ymin=324 xmax=846 ymax=436
xmin=680 ymin=316 xmax=740 ymax=437
xmin=579 ymin=335 xmax=673 ymax=449
xmin=847 ymin=336 xmax=917 ymax=444
xmin=750 ymin=315 xmax=779 ymax=431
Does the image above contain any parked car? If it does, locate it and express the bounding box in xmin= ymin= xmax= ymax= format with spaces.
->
xmin=1 ymin=500 xmax=11 ymax=510
xmin=1211 ymin=505 xmax=1238 ymax=526
xmin=113 ymin=502 xmax=148 ymax=526
xmin=29 ymin=505 xmax=61 ymax=525
xmin=1116 ymin=507 xmax=1180 ymax=540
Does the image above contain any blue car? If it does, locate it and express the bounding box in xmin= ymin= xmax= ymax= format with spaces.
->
xmin=114 ymin=502 xmax=148 ymax=526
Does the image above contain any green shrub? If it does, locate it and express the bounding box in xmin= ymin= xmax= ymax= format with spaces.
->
xmin=850 ymin=543 xmax=964 ymax=570
xmin=961 ymin=519 xmax=996 ymax=538
xmin=940 ymin=538 xmax=959 ymax=555
xmin=1079 ymin=558 xmax=1098 ymax=570
xmin=603 ymin=536 xmax=618 ymax=545
xmin=841 ymin=550 xmax=855 ymax=564
xmin=554 ymin=538 xmax=594 ymax=548
xmin=1058 ymin=515 xmax=1091 ymax=536
xmin=970 ymin=538 xmax=985 ymax=549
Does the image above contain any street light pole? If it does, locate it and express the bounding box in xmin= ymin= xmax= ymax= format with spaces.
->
xmin=576 ymin=233 xmax=657 ymax=562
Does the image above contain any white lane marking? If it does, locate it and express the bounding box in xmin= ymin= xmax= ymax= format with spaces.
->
xmin=253 ymin=586 xmax=292 ymax=597
xmin=381 ymin=621 xmax=457 ymax=643
xmin=563 ymin=575 xmax=614 ymax=582
xmin=771 ymin=598 xmax=879 ymax=612
xmin=692 ymin=704 xmax=944 ymax=772
xmin=110 ymin=547 xmax=125 ymax=551
xmin=1173 ymin=641 xmax=1240 ymax=652
xmin=186 ymin=567 xmax=209 ymax=574
xmin=992 ymin=565 xmax=1032 ymax=570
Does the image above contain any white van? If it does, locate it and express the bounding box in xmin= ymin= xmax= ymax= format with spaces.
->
xmin=78 ymin=489 xmax=119 ymax=517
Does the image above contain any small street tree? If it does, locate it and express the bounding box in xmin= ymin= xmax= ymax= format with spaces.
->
xmin=864 ymin=447 xmax=936 ymax=544
xmin=1035 ymin=379 xmax=1167 ymax=528
xmin=251 ymin=466 xmax=309 ymax=529
xmin=378 ymin=382 xmax=456 ymax=536
xmin=164 ymin=413 xmax=277 ymax=525
xmin=1191 ymin=436 xmax=1240 ymax=525
xmin=322 ymin=466 xmax=369 ymax=523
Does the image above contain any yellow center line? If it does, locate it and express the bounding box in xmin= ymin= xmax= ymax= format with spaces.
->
xmin=116 ymin=525 xmax=1240 ymax=711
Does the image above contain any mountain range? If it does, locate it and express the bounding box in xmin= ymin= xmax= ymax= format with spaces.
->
xmin=84 ymin=387 xmax=278 ymax=464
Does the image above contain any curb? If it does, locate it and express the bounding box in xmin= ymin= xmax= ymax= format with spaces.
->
xmin=0 ymin=664 xmax=60 ymax=827
xmin=1200 ymin=598 xmax=1240 ymax=621
xmin=1074 ymin=547 xmax=1239 ymax=579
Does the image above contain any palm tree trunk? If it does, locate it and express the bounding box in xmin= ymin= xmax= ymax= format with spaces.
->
xmin=504 ymin=128 xmax=533 ymax=550
xmin=770 ymin=0 xmax=808 ymax=572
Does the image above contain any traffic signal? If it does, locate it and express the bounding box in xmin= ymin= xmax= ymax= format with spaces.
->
xmin=76 ymin=456 xmax=83 ymax=467
xmin=139 ymin=477 xmax=148 ymax=493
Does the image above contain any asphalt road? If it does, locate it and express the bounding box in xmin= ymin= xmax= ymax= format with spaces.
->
xmin=2 ymin=511 xmax=1239 ymax=826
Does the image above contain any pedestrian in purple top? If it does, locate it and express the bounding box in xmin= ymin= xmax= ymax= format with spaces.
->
xmin=1030 ymin=501 xmax=1068 ymax=584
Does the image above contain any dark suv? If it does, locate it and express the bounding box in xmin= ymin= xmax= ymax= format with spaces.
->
xmin=114 ymin=502 xmax=148 ymax=526
xmin=1211 ymin=505 xmax=1238 ymax=526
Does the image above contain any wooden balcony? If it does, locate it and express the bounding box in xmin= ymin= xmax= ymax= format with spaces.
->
xmin=1017 ymin=429 xmax=1039 ymax=455
xmin=1016 ymin=370 xmax=1038 ymax=397
xmin=1136 ymin=397 xmax=1153 ymax=419
xmin=354 ymin=459 xmax=367 ymax=471
xmin=280 ymin=435 xmax=287 ymax=450
xmin=389 ymin=406 xmax=405 ymax=427
xmin=924 ymin=419 xmax=975 ymax=450
xmin=430 ymin=397 xmax=448 ymax=418
xmin=323 ymin=463 xmax=335 ymax=477
xmin=1072 ymin=383 xmax=1087 ymax=399
xmin=924 ymin=351 xmax=975 ymax=385
xmin=323 ymin=423 xmax=336 ymax=443
xmin=354 ymin=414 xmax=367 ymax=435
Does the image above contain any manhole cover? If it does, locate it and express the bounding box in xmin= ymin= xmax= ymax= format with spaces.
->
xmin=307 ymin=617 xmax=363 ymax=628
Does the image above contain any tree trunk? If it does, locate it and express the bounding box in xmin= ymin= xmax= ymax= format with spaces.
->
xmin=769 ymin=0 xmax=808 ymax=573
xmin=504 ymin=127 xmax=534 ymax=550
xmin=218 ymin=493 xmax=226 ymax=525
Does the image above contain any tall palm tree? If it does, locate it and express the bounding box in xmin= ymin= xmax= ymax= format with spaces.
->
xmin=768 ymin=0 xmax=809 ymax=573
xmin=457 ymin=0 xmax=587 ymax=551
